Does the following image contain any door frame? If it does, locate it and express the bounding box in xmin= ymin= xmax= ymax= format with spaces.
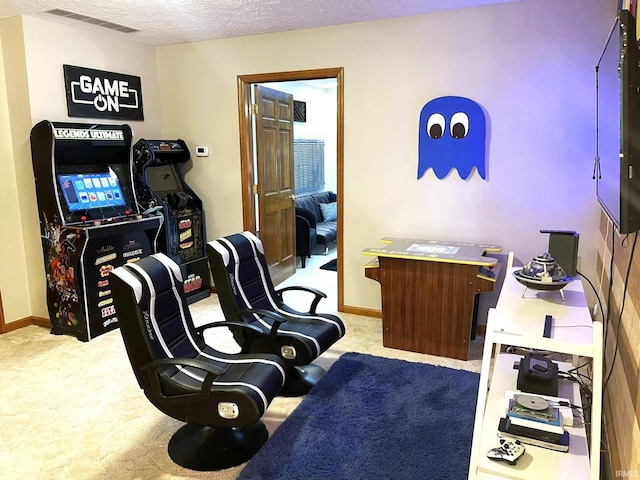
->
xmin=0 ymin=289 xmax=4 ymax=333
xmin=237 ymin=67 xmax=344 ymax=311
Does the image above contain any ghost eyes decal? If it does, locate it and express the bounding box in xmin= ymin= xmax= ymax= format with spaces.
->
xmin=426 ymin=112 xmax=470 ymax=140
xmin=450 ymin=112 xmax=469 ymax=139
xmin=427 ymin=113 xmax=446 ymax=139
xmin=418 ymin=96 xmax=487 ymax=180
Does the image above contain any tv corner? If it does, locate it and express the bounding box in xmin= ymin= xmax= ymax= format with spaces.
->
xmin=596 ymin=8 xmax=640 ymax=235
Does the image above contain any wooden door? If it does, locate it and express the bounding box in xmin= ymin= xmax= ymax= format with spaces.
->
xmin=254 ymin=84 xmax=296 ymax=286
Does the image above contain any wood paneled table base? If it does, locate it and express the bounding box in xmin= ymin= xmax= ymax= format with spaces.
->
xmin=363 ymin=238 xmax=501 ymax=360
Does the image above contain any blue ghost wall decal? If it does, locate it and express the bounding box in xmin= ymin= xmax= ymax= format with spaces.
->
xmin=418 ymin=96 xmax=487 ymax=180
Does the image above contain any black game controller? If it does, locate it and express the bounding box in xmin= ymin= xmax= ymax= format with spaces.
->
xmin=486 ymin=438 xmax=526 ymax=465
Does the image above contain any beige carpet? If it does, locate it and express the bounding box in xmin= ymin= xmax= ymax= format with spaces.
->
xmin=0 ymin=264 xmax=484 ymax=479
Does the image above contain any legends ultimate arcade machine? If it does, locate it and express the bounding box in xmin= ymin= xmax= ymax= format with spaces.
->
xmin=132 ymin=139 xmax=210 ymax=303
xmin=30 ymin=121 xmax=162 ymax=341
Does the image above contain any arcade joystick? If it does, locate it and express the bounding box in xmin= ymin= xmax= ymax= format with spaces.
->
xmin=80 ymin=215 xmax=87 ymax=222
xmin=124 ymin=210 xmax=130 ymax=216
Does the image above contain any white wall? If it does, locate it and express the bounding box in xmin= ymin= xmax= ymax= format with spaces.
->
xmin=22 ymin=16 xmax=162 ymax=138
xmin=158 ymin=0 xmax=615 ymax=312
xmin=0 ymin=16 xmax=163 ymax=322
xmin=0 ymin=0 xmax=618 ymax=322
xmin=0 ymin=18 xmax=31 ymax=322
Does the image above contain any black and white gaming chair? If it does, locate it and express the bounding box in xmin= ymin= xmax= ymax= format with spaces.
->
xmin=109 ymin=253 xmax=286 ymax=471
xmin=206 ymin=231 xmax=345 ymax=396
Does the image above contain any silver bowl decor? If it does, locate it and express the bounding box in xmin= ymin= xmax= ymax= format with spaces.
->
xmin=513 ymin=252 xmax=574 ymax=299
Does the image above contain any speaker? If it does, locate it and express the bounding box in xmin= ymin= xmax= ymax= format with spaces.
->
xmin=541 ymin=230 xmax=579 ymax=276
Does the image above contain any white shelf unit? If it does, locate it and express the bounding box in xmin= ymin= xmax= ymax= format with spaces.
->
xmin=469 ymin=266 xmax=603 ymax=480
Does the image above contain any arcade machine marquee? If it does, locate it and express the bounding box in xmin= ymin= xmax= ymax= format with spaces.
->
xmin=30 ymin=120 xmax=162 ymax=342
xmin=132 ymin=139 xmax=210 ymax=303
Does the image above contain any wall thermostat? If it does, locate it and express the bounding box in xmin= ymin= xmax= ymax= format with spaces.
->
xmin=195 ymin=146 xmax=209 ymax=157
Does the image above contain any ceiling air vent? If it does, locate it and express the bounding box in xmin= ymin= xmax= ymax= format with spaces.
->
xmin=46 ymin=9 xmax=138 ymax=33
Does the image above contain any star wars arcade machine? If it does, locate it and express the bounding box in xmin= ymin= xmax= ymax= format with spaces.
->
xmin=30 ymin=121 xmax=162 ymax=341
xmin=132 ymin=139 xmax=210 ymax=303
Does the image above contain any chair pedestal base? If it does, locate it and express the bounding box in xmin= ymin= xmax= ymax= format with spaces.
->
xmin=280 ymin=364 xmax=326 ymax=396
xmin=168 ymin=421 xmax=268 ymax=471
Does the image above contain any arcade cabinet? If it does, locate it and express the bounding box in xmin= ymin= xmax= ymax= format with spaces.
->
xmin=132 ymin=139 xmax=210 ymax=303
xmin=30 ymin=120 xmax=162 ymax=342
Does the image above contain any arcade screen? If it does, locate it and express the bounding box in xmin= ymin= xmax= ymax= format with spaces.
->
xmin=145 ymin=164 xmax=182 ymax=194
xmin=57 ymin=171 xmax=126 ymax=212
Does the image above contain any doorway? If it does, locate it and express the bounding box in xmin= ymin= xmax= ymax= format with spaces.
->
xmin=237 ymin=68 xmax=344 ymax=311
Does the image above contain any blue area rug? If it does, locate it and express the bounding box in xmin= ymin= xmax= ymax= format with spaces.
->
xmin=238 ymin=352 xmax=480 ymax=480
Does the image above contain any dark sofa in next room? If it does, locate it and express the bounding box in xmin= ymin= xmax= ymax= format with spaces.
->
xmin=295 ymin=191 xmax=337 ymax=267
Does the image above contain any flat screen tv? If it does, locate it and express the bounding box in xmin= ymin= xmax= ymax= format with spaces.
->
xmin=596 ymin=9 xmax=640 ymax=234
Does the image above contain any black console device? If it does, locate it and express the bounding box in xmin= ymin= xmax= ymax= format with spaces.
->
xmin=543 ymin=315 xmax=552 ymax=338
xmin=540 ymin=229 xmax=579 ymax=276
xmin=517 ymin=353 xmax=558 ymax=397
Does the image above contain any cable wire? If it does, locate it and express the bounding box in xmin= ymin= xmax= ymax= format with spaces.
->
xmin=576 ymin=270 xmax=604 ymax=322
xmin=603 ymin=231 xmax=638 ymax=389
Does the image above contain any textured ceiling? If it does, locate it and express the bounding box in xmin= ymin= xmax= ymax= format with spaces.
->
xmin=0 ymin=0 xmax=522 ymax=46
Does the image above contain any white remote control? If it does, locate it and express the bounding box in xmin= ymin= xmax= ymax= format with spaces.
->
xmin=486 ymin=438 xmax=526 ymax=465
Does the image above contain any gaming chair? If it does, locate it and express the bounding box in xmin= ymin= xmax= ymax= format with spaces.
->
xmin=109 ymin=253 xmax=286 ymax=471
xmin=206 ymin=231 xmax=345 ymax=396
